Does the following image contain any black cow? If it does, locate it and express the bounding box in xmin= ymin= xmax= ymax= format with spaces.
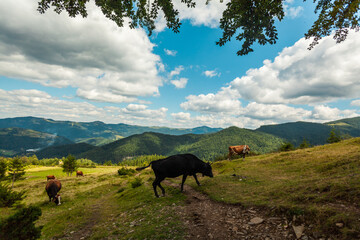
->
xmin=136 ymin=154 xmax=213 ymax=197
xmin=45 ymin=179 xmax=62 ymax=205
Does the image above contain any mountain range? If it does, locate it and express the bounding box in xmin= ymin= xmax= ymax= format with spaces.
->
xmin=1 ymin=116 xmax=360 ymax=162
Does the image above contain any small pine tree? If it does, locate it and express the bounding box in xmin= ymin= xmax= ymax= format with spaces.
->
xmin=299 ymin=138 xmax=310 ymax=149
xmin=62 ymin=155 xmax=78 ymax=176
xmin=0 ymin=182 xmax=26 ymax=207
xmin=279 ymin=142 xmax=295 ymax=152
xmin=0 ymin=158 xmax=7 ymax=180
xmin=103 ymin=160 xmax=112 ymax=166
xmin=8 ymin=157 xmax=25 ymax=188
xmin=327 ymin=129 xmax=341 ymax=143
xmin=0 ymin=206 xmax=42 ymax=240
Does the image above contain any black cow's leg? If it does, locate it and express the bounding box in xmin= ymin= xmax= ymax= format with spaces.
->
xmin=158 ymin=181 xmax=165 ymax=196
xmin=152 ymin=178 xmax=160 ymax=198
xmin=181 ymin=174 xmax=187 ymax=192
xmin=193 ymin=174 xmax=201 ymax=186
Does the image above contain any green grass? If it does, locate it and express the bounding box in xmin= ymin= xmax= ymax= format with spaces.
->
xmin=1 ymin=138 xmax=360 ymax=239
xmin=183 ymin=137 xmax=360 ymax=238
xmin=0 ymin=166 xmax=186 ymax=239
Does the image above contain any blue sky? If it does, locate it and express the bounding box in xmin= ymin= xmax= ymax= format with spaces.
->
xmin=0 ymin=0 xmax=359 ymax=129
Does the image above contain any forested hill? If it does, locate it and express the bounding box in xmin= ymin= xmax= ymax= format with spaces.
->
xmin=73 ymin=126 xmax=284 ymax=163
xmin=256 ymin=122 xmax=333 ymax=147
xmin=325 ymin=116 xmax=360 ymax=136
xmin=0 ymin=116 xmax=222 ymax=142
xmin=257 ymin=117 xmax=360 ymax=147
xmin=0 ymin=128 xmax=73 ymax=156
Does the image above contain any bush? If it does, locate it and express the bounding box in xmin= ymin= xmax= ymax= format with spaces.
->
xmin=0 ymin=183 xmax=26 ymax=207
xmin=130 ymin=177 xmax=143 ymax=188
xmin=0 ymin=158 xmax=7 ymax=180
xmin=0 ymin=206 xmax=42 ymax=240
xmin=278 ymin=142 xmax=295 ymax=152
xmin=117 ymin=167 xmax=136 ymax=176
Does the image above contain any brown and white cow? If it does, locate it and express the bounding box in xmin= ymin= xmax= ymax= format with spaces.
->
xmin=46 ymin=175 xmax=55 ymax=181
xmin=45 ymin=179 xmax=62 ymax=205
xmin=228 ymin=145 xmax=250 ymax=160
xmin=76 ymin=170 xmax=84 ymax=177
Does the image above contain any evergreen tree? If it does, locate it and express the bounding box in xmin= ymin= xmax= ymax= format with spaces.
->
xmin=8 ymin=157 xmax=25 ymax=188
xmin=0 ymin=158 xmax=7 ymax=180
xmin=279 ymin=142 xmax=295 ymax=152
xmin=299 ymin=138 xmax=310 ymax=149
xmin=0 ymin=206 xmax=42 ymax=240
xmin=327 ymin=129 xmax=341 ymax=143
xmin=62 ymin=154 xmax=78 ymax=176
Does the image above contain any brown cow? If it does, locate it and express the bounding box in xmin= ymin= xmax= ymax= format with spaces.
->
xmin=46 ymin=175 xmax=55 ymax=181
xmin=45 ymin=179 xmax=62 ymax=205
xmin=228 ymin=145 xmax=250 ymax=160
xmin=76 ymin=170 xmax=84 ymax=177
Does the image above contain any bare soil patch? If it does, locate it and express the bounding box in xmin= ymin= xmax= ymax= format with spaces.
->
xmin=165 ymin=180 xmax=310 ymax=240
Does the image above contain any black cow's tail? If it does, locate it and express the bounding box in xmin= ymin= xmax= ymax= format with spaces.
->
xmin=136 ymin=162 xmax=152 ymax=171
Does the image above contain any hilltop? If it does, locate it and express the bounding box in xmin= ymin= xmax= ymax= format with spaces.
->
xmin=42 ymin=126 xmax=283 ymax=163
xmin=0 ymin=128 xmax=73 ymax=156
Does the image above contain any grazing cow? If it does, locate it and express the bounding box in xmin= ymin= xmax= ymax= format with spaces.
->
xmin=228 ymin=145 xmax=250 ymax=160
xmin=45 ymin=179 xmax=62 ymax=205
xmin=76 ymin=171 xmax=83 ymax=177
xmin=136 ymin=154 xmax=213 ymax=198
xmin=46 ymin=175 xmax=55 ymax=181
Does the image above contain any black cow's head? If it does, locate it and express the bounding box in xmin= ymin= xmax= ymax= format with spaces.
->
xmin=202 ymin=162 xmax=213 ymax=178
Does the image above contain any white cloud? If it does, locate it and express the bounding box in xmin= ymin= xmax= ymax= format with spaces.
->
xmin=171 ymin=112 xmax=191 ymax=121
xmin=284 ymin=5 xmax=303 ymax=19
xmin=181 ymin=86 xmax=241 ymax=113
xmin=203 ymin=70 xmax=220 ymax=78
xmin=169 ymin=66 xmax=185 ymax=78
xmin=351 ymin=99 xmax=360 ymax=107
xmin=171 ymin=78 xmax=188 ymax=89
xmin=0 ymin=0 xmax=163 ymax=103
xmin=0 ymin=89 xmax=106 ymax=121
xmin=0 ymin=89 xmax=171 ymax=126
xmin=310 ymin=105 xmax=358 ymax=121
xmin=172 ymin=0 xmax=229 ymax=28
xmin=164 ymin=49 xmax=177 ymax=56
xmin=229 ymin=31 xmax=360 ymax=105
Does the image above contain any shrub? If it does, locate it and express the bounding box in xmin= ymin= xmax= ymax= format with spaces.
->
xmin=0 ymin=206 xmax=42 ymax=240
xmin=117 ymin=167 xmax=136 ymax=176
xmin=0 ymin=183 xmax=26 ymax=207
xmin=130 ymin=177 xmax=143 ymax=188
xmin=327 ymin=129 xmax=342 ymax=143
xmin=0 ymin=158 xmax=7 ymax=180
xmin=278 ymin=142 xmax=295 ymax=152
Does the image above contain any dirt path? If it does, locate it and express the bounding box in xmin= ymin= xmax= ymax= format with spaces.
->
xmin=165 ymin=180 xmax=305 ymax=240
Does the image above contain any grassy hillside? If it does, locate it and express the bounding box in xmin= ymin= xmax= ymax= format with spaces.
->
xmin=0 ymin=128 xmax=73 ymax=156
xmin=0 ymin=116 xmax=222 ymax=142
xmin=0 ymin=166 xmax=186 ymax=239
xmin=2 ymin=138 xmax=359 ymax=239
xmin=187 ymin=137 xmax=360 ymax=238
xmin=77 ymin=127 xmax=284 ymax=163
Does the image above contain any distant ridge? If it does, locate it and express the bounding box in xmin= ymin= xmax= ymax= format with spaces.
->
xmin=0 ymin=116 xmax=222 ymax=142
xmin=38 ymin=126 xmax=284 ymax=163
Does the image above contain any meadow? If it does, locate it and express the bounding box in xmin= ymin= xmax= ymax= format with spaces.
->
xmin=1 ymin=137 xmax=360 ymax=239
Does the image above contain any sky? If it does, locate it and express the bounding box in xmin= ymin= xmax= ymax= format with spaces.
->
xmin=0 ymin=0 xmax=359 ymax=129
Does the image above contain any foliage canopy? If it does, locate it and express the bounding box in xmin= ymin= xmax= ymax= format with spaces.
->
xmin=37 ymin=0 xmax=360 ymax=55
